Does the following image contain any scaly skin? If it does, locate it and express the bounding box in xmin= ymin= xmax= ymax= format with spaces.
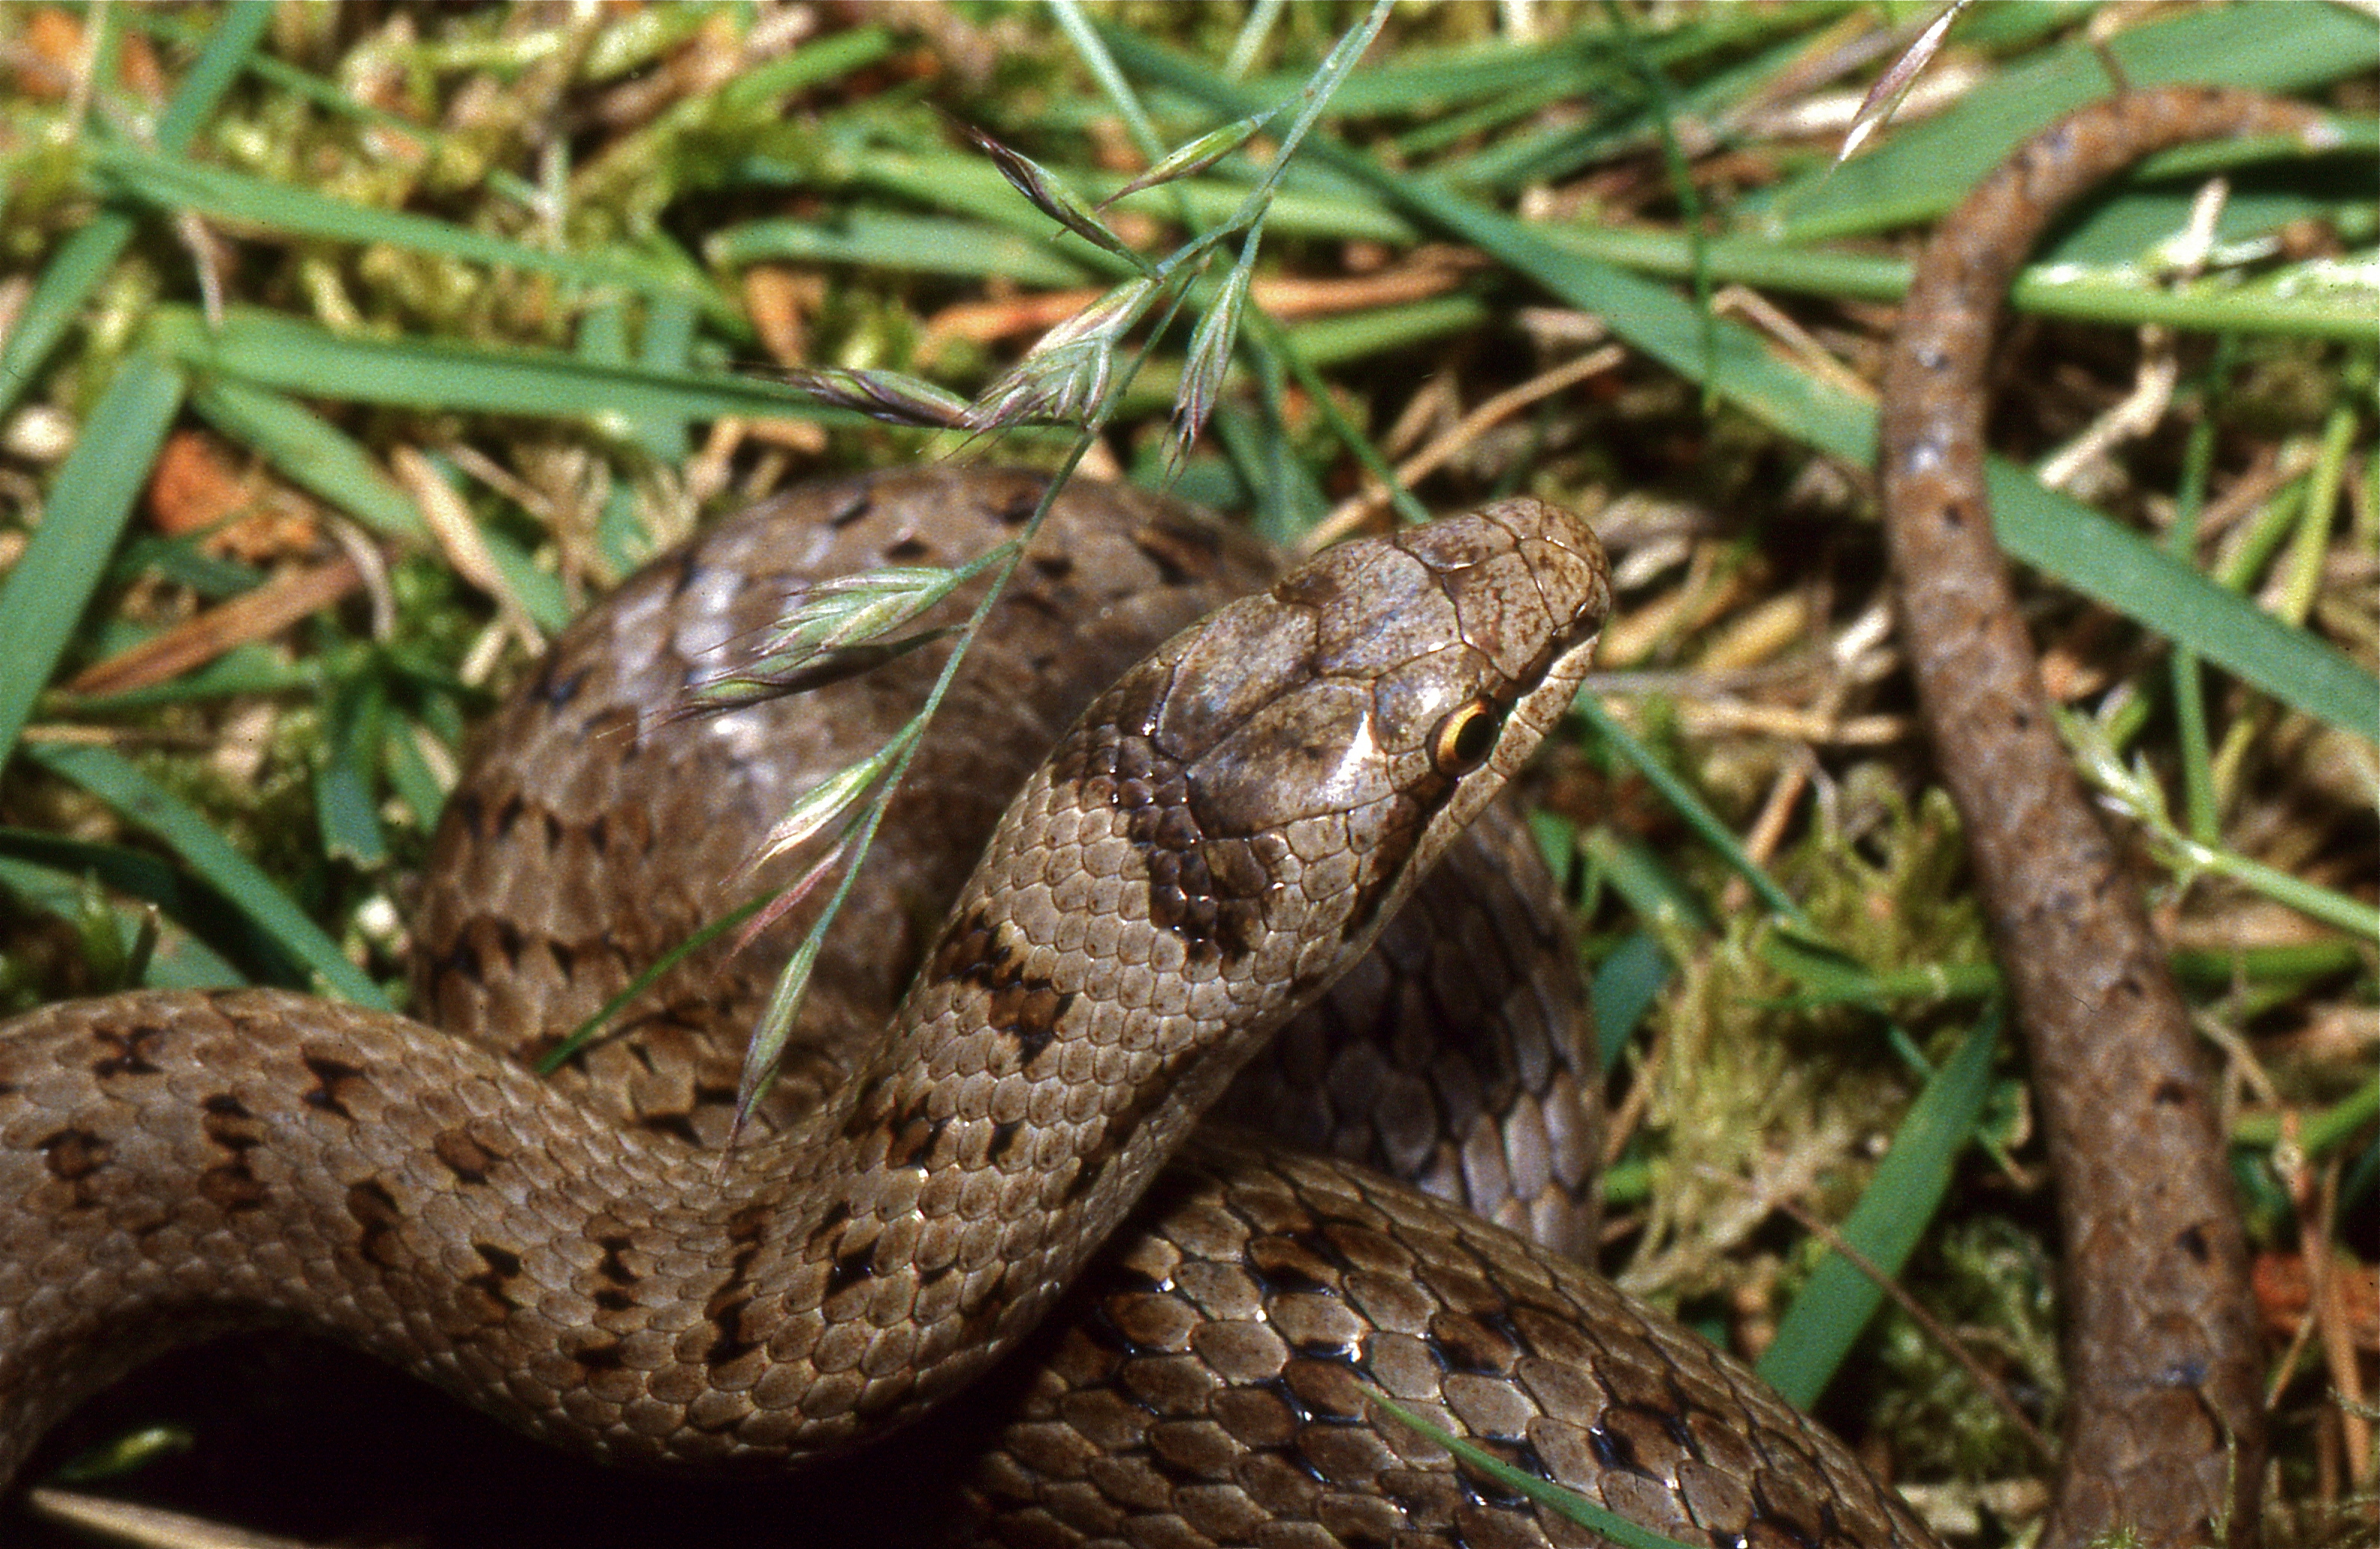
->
xmin=1880 ymin=87 xmax=2334 ymax=1549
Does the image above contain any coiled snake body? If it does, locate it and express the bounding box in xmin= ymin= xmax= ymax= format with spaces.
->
xmin=0 ymin=87 xmax=2330 ymax=1549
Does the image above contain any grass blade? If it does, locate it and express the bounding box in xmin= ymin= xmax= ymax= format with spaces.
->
xmin=23 ymin=743 xmax=388 ymax=1009
xmin=1756 ymin=1010 xmax=2002 ymax=1408
xmin=0 ymin=356 xmax=185 ymax=767
xmin=0 ymin=4 xmax=271 ymax=420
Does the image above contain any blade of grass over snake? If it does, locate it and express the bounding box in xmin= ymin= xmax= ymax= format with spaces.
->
xmin=189 ymin=381 xmax=429 ymax=542
xmin=0 ymin=4 xmax=269 ymax=422
xmin=1365 ymin=1390 xmax=1703 ymax=1549
xmin=1756 ymin=1011 xmax=2002 ymax=1410
xmin=0 ymin=358 xmax=185 ymax=769
xmin=22 ymin=744 xmax=389 ymax=1010
xmin=1098 ymin=28 xmax=2376 ymax=743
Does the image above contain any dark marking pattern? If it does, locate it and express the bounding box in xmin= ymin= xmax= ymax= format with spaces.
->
xmin=301 ymin=1054 xmax=372 ymax=1120
xmin=434 ymin=1128 xmax=503 ymax=1185
xmin=90 ymin=1025 xmax=165 ymax=1080
xmin=198 ymin=1093 xmax=268 ymax=1212
xmin=926 ymin=912 xmax=1076 ymax=1067
xmin=345 ymin=1180 xmax=405 ymax=1269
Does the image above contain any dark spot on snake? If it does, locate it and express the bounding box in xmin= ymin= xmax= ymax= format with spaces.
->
xmin=201 ymin=1093 xmax=255 ymax=1128
xmin=90 ymin=1024 xmax=167 ymax=1080
xmin=538 ymin=667 xmax=588 ymax=710
xmin=698 ymin=1206 xmax=769 ymax=1364
xmin=1451 ymin=1438 xmax=1540 ymax=1507
xmin=573 ymin=1338 xmax=628 ymax=1372
xmin=2153 ymin=1078 xmax=2192 ymax=1107
xmin=1587 ymin=1422 xmax=1640 ymax=1474
xmin=1009 ymin=588 xmax=1066 ymax=623
xmin=199 ymin=1155 xmax=267 ymax=1212
xmin=467 ymin=1242 xmax=525 ymax=1313
xmin=1747 ymin=1483 xmax=1824 ymax=1549
xmin=1129 ymin=527 xmax=1211 ymax=587
xmin=301 ymin=1053 xmax=371 ymax=1120
xmin=994 ymin=488 xmax=1040 ymax=527
xmin=825 ymin=1244 xmax=877 ymax=1298
xmin=704 ymin=1294 xmax=761 ymax=1367
xmin=1654 ymin=1378 xmax=1700 ymax=1448
xmin=1425 ymin=1311 xmax=1516 ymax=1375
xmin=434 ymin=1127 xmax=503 ymax=1185
xmin=2176 ymin=1225 xmax=2211 ymax=1263
xmin=639 ymin=1110 xmax=704 ymax=1145
xmin=197 ymin=1096 xmax=268 ymax=1209
xmin=541 ymin=811 xmax=564 ymax=850
xmin=39 ymin=1127 xmax=111 ymax=1188
xmin=594 ymin=1289 xmax=633 ymax=1313
xmin=594 ymin=1233 xmax=638 ymax=1284
xmin=1032 ymin=553 xmax=1074 ymax=581
xmin=345 ymin=1179 xmax=405 ymax=1268
xmin=490 ymin=791 xmax=526 ymax=843
xmin=989 ymin=983 xmax=1073 ymax=1065
xmin=886 ymin=536 xmax=931 ymax=562
xmin=2010 ymin=707 xmax=2032 ymax=731
xmin=1246 ymin=1237 xmax=1337 ymax=1297
xmin=885 ymin=1114 xmax=948 ymax=1170
xmin=828 ymin=491 xmax=874 ymax=528
xmin=1941 ymin=499 xmax=1968 ymax=530
xmin=986 ymin=1119 xmax=1023 ymax=1165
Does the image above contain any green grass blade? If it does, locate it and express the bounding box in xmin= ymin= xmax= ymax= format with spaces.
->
xmin=1755 ymin=4 xmax=2379 ymax=241
xmin=1534 ymin=224 xmax=2378 ymax=344
xmin=708 ymin=212 xmax=1095 ymax=285
xmin=0 ymin=356 xmax=185 ymax=767
xmin=0 ymin=834 xmax=269 ymax=990
xmin=0 ymin=5 xmax=271 ymax=421
xmin=22 ymin=744 xmax=388 ymax=1008
xmin=1590 ymin=931 xmax=1670 ymax=1070
xmin=189 ymin=380 xmax=428 ymax=542
xmin=145 ymin=307 xmax=864 ymax=429
xmin=1756 ymin=1010 xmax=2002 ymax=1408
xmin=1100 ymin=30 xmax=2376 ymax=742
xmin=1365 ymin=1390 xmax=1701 ymax=1549
xmin=88 ymin=141 xmax=729 ymax=318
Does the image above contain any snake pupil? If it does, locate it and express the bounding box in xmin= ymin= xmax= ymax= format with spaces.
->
xmin=1431 ymin=699 xmax=1498 ymax=775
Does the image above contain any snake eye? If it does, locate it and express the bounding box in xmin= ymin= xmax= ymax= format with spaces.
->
xmin=1430 ymin=698 xmax=1500 ymax=776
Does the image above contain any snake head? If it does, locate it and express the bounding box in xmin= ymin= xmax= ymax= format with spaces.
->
xmin=1036 ymin=496 xmax=1610 ymax=1010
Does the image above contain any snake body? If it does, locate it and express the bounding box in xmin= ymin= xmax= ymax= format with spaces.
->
xmin=0 ymin=85 xmax=2328 ymax=1549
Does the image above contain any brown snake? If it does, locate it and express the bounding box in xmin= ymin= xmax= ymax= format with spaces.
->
xmin=0 ymin=87 xmax=2334 ymax=1549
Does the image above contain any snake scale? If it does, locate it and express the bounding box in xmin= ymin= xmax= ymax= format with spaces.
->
xmin=0 ymin=87 xmax=2332 ymax=1548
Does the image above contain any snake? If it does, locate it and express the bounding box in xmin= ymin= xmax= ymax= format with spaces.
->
xmin=0 ymin=85 xmax=2331 ymax=1549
